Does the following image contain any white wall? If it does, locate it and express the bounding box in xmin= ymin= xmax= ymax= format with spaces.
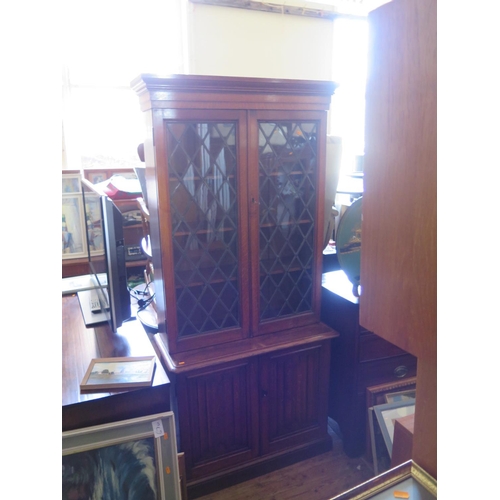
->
xmin=184 ymin=3 xmax=334 ymax=80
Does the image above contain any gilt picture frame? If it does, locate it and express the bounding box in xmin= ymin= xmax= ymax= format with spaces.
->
xmin=80 ymin=356 xmax=156 ymax=392
xmin=62 ymin=412 xmax=181 ymax=500
xmin=366 ymin=378 xmax=417 ymax=409
xmin=332 ymin=459 xmax=436 ymax=500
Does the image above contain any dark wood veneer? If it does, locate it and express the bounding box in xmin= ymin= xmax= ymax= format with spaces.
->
xmin=259 ymin=341 xmax=331 ymax=455
xmin=62 ymin=294 xmax=171 ymax=431
xmin=177 ymin=358 xmax=260 ymax=480
xmin=361 ymin=0 xmax=436 ymax=477
xmin=133 ymin=74 xmax=339 ymax=491
xmin=154 ymin=322 xmax=338 ymax=373
xmin=321 ymin=270 xmax=416 ymax=458
xmin=131 ymin=74 xmax=336 ymax=113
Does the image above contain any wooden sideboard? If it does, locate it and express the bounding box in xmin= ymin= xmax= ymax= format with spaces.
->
xmin=62 ymin=294 xmax=171 ymax=431
xmin=321 ymin=270 xmax=417 ymax=458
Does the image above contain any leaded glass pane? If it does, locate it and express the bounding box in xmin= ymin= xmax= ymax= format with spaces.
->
xmin=258 ymin=121 xmax=318 ymax=321
xmin=166 ymin=122 xmax=240 ymax=337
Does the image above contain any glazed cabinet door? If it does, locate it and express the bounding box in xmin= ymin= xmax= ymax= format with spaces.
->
xmin=259 ymin=340 xmax=331 ymax=455
xmin=176 ymin=358 xmax=260 ymax=480
xmin=151 ymin=109 xmax=251 ymax=353
xmin=248 ymin=111 xmax=327 ymax=336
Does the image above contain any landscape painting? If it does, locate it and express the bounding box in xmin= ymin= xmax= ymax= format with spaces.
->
xmin=80 ymin=356 xmax=155 ymax=391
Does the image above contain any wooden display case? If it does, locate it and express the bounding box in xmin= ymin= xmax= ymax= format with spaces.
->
xmin=132 ymin=74 xmax=339 ymax=493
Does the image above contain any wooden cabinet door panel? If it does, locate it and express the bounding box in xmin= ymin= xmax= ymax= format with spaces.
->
xmin=248 ymin=110 xmax=328 ymax=337
xmin=259 ymin=341 xmax=330 ymax=455
xmin=151 ymin=108 xmax=251 ymax=354
xmin=177 ymin=359 xmax=259 ymax=480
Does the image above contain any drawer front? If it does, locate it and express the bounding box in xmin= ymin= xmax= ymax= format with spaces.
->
xmin=358 ymin=332 xmax=409 ymax=362
xmin=358 ymin=354 xmax=417 ymax=391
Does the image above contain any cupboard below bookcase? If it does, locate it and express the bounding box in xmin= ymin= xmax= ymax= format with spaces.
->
xmin=132 ymin=74 xmax=340 ymax=493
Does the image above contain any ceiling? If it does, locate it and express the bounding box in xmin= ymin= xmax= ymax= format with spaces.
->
xmin=189 ymin=0 xmax=393 ymax=17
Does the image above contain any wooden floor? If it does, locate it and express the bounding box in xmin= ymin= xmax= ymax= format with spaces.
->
xmin=196 ymin=422 xmax=376 ymax=500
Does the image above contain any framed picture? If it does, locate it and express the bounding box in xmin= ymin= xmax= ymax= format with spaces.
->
xmin=365 ymin=378 xmax=416 ymax=461
xmin=62 ymin=173 xmax=88 ymax=260
xmin=366 ymin=377 xmax=417 ymax=408
xmin=62 ymin=193 xmax=87 ymax=259
xmin=82 ymin=187 xmax=105 ymax=255
xmin=62 ymin=411 xmax=182 ymax=500
xmin=332 ymin=459 xmax=436 ymax=500
xmin=80 ymin=356 xmax=156 ymax=392
xmin=62 ymin=173 xmax=81 ymax=193
xmin=385 ymin=389 xmax=417 ymax=404
xmin=373 ymin=400 xmax=416 ymax=458
xmin=119 ymin=170 xmax=139 ymax=179
xmin=87 ymin=171 xmax=107 ymax=184
xmin=85 ymin=168 xmax=137 ymax=185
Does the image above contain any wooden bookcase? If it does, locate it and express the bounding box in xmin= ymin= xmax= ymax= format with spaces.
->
xmin=132 ymin=74 xmax=340 ymax=492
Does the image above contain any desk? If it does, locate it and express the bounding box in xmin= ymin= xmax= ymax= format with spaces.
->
xmin=62 ymin=294 xmax=170 ymax=431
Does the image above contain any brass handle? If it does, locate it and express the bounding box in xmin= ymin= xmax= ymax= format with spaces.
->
xmin=394 ymin=365 xmax=408 ymax=378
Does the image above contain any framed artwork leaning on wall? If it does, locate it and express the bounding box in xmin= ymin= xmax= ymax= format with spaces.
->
xmin=373 ymin=400 xmax=416 ymax=458
xmin=62 ymin=412 xmax=182 ymax=500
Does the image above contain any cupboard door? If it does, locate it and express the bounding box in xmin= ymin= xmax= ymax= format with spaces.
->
xmin=259 ymin=340 xmax=331 ymax=455
xmin=248 ymin=111 xmax=327 ymax=335
xmin=176 ymin=358 xmax=260 ymax=480
xmin=152 ymin=110 xmax=251 ymax=353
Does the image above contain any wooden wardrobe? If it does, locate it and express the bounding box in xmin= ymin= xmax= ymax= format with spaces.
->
xmin=360 ymin=0 xmax=437 ymax=478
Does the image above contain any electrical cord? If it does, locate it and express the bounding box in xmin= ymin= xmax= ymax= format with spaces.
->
xmin=137 ymin=293 xmax=155 ymax=311
xmin=128 ymin=281 xmax=155 ymax=312
xmin=128 ymin=281 xmax=152 ymax=296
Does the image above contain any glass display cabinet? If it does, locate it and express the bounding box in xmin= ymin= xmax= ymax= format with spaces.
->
xmin=132 ymin=74 xmax=340 ymax=492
